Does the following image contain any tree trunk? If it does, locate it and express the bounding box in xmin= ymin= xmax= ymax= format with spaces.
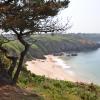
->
xmin=12 ymin=36 xmax=29 ymax=84
xmin=8 ymin=57 xmax=18 ymax=78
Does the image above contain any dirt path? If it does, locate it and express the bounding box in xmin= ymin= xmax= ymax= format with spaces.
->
xmin=0 ymin=85 xmax=41 ymax=100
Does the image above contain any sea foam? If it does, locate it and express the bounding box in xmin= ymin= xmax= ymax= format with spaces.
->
xmin=54 ymin=58 xmax=71 ymax=69
xmin=54 ymin=57 xmax=75 ymax=76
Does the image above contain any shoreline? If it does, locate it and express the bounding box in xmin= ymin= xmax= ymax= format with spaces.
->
xmin=26 ymin=55 xmax=80 ymax=82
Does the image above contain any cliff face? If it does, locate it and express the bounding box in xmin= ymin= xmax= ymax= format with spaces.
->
xmin=27 ymin=35 xmax=100 ymax=58
xmin=35 ymin=38 xmax=99 ymax=53
xmin=75 ymin=33 xmax=100 ymax=43
xmin=3 ymin=34 xmax=100 ymax=59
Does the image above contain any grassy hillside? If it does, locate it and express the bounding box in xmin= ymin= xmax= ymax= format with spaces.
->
xmin=18 ymin=67 xmax=100 ymax=100
xmin=0 ymin=34 xmax=100 ymax=100
xmin=2 ymin=34 xmax=100 ymax=59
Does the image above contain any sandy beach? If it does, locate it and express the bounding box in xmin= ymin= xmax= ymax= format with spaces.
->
xmin=26 ymin=55 xmax=78 ymax=82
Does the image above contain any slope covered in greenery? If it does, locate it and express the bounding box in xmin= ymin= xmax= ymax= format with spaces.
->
xmin=3 ymin=34 xmax=100 ymax=59
xmin=0 ymin=34 xmax=100 ymax=100
xmin=18 ymin=67 xmax=100 ymax=100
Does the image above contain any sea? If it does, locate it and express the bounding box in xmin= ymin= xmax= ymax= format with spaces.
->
xmin=60 ymin=48 xmax=100 ymax=85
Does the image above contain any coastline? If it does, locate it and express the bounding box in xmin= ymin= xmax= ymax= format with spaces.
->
xmin=26 ymin=55 xmax=79 ymax=82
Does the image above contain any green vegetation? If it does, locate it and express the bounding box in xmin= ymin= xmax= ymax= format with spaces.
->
xmin=0 ymin=34 xmax=100 ymax=100
xmin=18 ymin=67 xmax=100 ymax=100
xmin=3 ymin=34 xmax=100 ymax=59
xmin=1 ymin=0 xmax=70 ymax=83
xmin=1 ymin=1 xmax=100 ymax=99
xmin=3 ymin=40 xmax=24 ymax=54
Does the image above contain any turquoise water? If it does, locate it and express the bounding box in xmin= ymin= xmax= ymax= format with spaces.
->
xmin=62 ymin=48 xmax=100 ymax=85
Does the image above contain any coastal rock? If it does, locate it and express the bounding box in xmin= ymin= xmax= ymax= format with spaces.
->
xmin=71 ymin=53 xmax=77 ymax=56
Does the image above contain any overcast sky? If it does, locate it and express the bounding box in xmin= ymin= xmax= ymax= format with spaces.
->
xmin=0 ymin=0 xmax=100 ymax=34
xmin=59 ymin=0 xmax=100 ymax=33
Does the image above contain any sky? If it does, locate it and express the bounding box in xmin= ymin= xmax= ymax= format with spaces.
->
xmin=58 ymin=0 xmax=100 ymax=33
xmin=0 ymin=0 xmax=100 ymax=34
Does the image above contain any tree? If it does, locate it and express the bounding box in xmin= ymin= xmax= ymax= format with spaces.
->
xmin=0 ymin=0 xmax=70 ymax=84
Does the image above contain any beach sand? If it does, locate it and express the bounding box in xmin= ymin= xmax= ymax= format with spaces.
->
xmin=26 ymin=55 xmax=78 ymax=82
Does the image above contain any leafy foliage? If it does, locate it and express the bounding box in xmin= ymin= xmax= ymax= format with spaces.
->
xmin=18 ymin=67 xmax=100 ymax=100
xmin=0 ymin=0 xmax=70 ymax=83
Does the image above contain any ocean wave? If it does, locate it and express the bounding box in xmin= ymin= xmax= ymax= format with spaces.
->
xmin=54 ymin=58 xmax=75 ymax=76
xmin=54 ymin=58 xmax=71 ymax=69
